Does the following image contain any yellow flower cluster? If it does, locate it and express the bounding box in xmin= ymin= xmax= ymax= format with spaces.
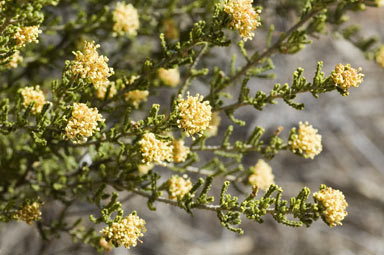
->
xmin=14 ymin=202 xmax=42 ymax=225
xmin=14 ymin=26 xmax=42 ymax=47
xmin=65 ymin=103 xmax=104 ymax=143
xmin=100 ymin=213 xmax=146 ymax=249
xmin=168 ymin=175 xmax=193 ymax=200
xmin=248 ymin=159 xmax=275 ymax=191
xmin=113 ymin=2 xmax=140 ymax=36
xmin=19 ymin=86 xmax=46 ymax=114
xmin=376 ymin=46 xmax=384 ymax=68
xmin=176 ymin=93 xmax=212 ymax=137
xmin=313 ymin=187 xmax=348 ymax=227
xmin=139 ymin=133 xmax=173 ymax=165
xmin=223 ymin=0 xmax=262 ymax=41
xmin=289 ymin=121 xmax=322 ymax=159
xmin=124 ymin=90 xmax=149 ymax=108
xmin=205 ymin=112 xmax=221 ymax=137
xmin=173 ymin=139 xmax=190 ymax=163
xmin=71 ymin=41 xmax=114 ymax=90
xmin=158 ymin=68 xmax=180 ymax=87
xmin=6 ymin=50 xmax=23 ymax=69
xmin=376 ymin=0 xmax=384 ymax=7
xmin=331 ymin=64 xmax=364 ymax=91
xmin=96 ymin=82 xmax=117 ymax=99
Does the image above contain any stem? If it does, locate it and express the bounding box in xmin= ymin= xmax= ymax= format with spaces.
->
xmin=131 ymin=189 xmax=275 ymax=214
xmin=178 ymin=42 xmax=209 ymax=96
xmin=207 ymin=7 xmax=323 ymax=101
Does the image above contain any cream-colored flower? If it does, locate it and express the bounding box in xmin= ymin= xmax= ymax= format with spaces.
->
xmin=19 ymin=86 xmax=46 ymax=114
xmin=137 ymin=163 xmax=154 ymax=176
xmin=331 ymin=64 xmax=364 ymax=91
xmin=100 ymin=213 xmax=146 ymax=249
xmin=6 ymin=50 xmax=23 ymax=69
xmin=124 ymin=90 xmax=149 ymax=108
xmin=113 ymin=2 xmax=140 ymax=36
xmin=158 ymin=68 xmax=180 ymax=87
xmin=13 ymin=202 xmax=42 ymax=225
xmin=376 ymin=46 xmax=384 ymax=68
xmin=71 ymin=41 xmax=114 ymax=90
xmin=376 ymin=0 xmax=384 ymax=7
xmin=205 ymin=112 xmax=221 ymax=137
xmin=173 ymin=139 xmax=190 ymax=163
xmin=289 ymin=121 xmax=322 ymax=159
xmin=96 ymin=82 xmax=117 ymax=99
xmin=223 ymin=0 xmax=261 ymax=41
xmin=313 ymin=186 xmax=348 ymax=227
xmin=139 ymin=133 xmax=173 ymax=165
xmin=65 ymin=103 xmax=104 ymax=143
xmin=14 ymin=26 xmax=42 ymax=47
xmin=168 ymin=175 xmax=193 ymax=200
xmin=248 ymin=159 xmax=275 ymax=191
xmin=176 ymin=92 xmax=212 ymax=137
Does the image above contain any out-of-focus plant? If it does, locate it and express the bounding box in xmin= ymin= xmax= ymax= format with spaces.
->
xmin=0 ymin=0 xmax=381 ymax=252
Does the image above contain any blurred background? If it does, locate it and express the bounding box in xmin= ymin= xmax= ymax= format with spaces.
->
xmin=1 ymin=3 xmax=384 ymax=255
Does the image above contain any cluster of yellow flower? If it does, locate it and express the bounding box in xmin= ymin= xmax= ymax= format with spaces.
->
xmin=137 ymin=163 xmax=154 ymax=176
xmin=313 ymin=187 xmax=348 ymax=227
xmin=205 ymin=112 xmax=221 ymax=137
xmin=14 ymin=26 xmax=42 ymax=47
xmin=289 ymin=121 xmax=322 ymax=159
xmin=65 ymin=103 xmax=105 ymax=143
xmin=173 ymin=139 xmax=190 ymax=163
xmin=223 ymin=0 xmax=262 ymax=41
xmin=112 ymin=2 xmax=140 ymax=36
xmin=376 ymin=0 xmax=384 ymax=7
xmin=176 ymin=93 xmax=212 ymax=137
xmin=8 ymin=26 xmax=41 ymax=69
xmin=168 ymin=175 xmax=193 ymax=200
xmin=71 ymin=41 xmax=114 ymax=91
xmin=158 ymin=68 xmax=180 ymax=87
xmin=124 ymin=90 xmax=149 ymax=108
xmin=139 ymin=133 xmax=174 ymax=165
xmin=248 ymin=159 xmax=275 ymax=191
xmin=332 ymin=64 xmax=364 ymax=91
xmin=19 ymin=86 xmax=47 ymax=114
xmin=100 ymin=213 xmax=146 ymax=249
xmin=96 ymin=82 xmax=117 ymax=99
xmin=6 ymin=50 xmax=23 ymax=69
xmin=13 ymin=202 xmax=42 ymax=225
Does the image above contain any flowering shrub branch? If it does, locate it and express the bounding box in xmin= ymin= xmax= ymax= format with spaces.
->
xmin=0 ymin=0 xmax=380 ymax=252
